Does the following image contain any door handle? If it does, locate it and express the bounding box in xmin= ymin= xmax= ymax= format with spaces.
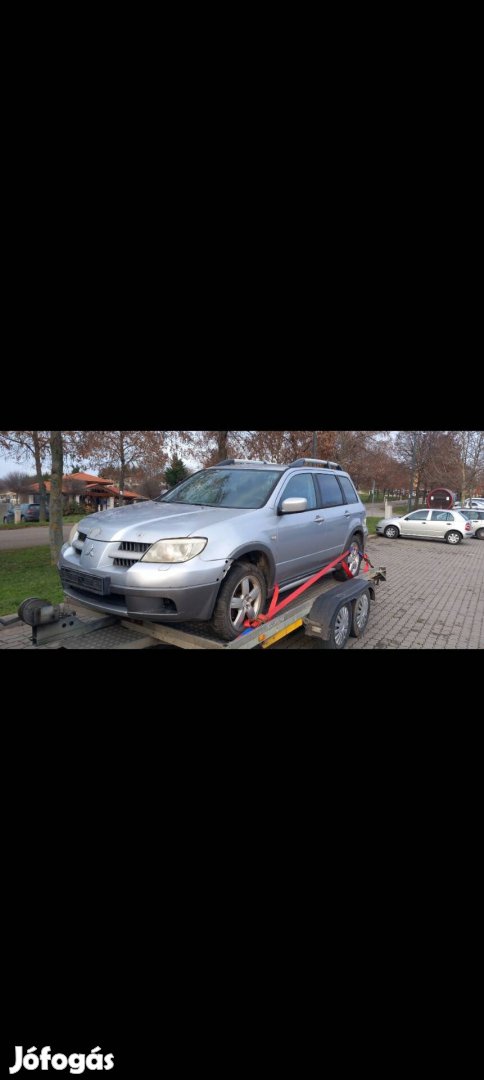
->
xmin=315 ymin=516 xmax=325 ymax=524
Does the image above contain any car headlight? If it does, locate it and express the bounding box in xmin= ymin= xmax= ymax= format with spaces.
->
xmin=142 ymin=538 xmax=208 ymax=563
xmin=68 ymin=522 xmax=81 ymax=545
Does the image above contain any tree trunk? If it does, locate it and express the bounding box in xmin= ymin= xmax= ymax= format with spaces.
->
xmin=49 ymin=431 xmax=64 ymax=564
xmin=33 ymin=431 xmax=48 ymax=522
xmin=119 ymin=435 xmax=126 ymax=506
xmin=217 ymin=432 xmax=230 ymax=460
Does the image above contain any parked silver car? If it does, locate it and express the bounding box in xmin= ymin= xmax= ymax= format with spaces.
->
xmin=376 ymin=508 xmax=474 ymax=544
xmin=459 ymin=508 xmax=484 ymax=539
xmin=59 ymin=458 xmax=368 ymax=640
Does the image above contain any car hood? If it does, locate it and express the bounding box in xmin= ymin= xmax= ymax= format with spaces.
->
xmin=378 ymin=516 xmax=402 ymax=527
xmin=77 ymin=501 xmax=254 ymax=543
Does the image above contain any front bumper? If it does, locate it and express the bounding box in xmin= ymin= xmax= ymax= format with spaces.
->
xmin=58 ymin=544 xmax=228 ymax=623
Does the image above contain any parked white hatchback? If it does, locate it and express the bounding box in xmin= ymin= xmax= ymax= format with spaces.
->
xmin=376 ymin=508 xmax=474 ymax=545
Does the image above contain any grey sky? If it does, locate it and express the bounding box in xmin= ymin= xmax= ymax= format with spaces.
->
xmin=0 ymin=454 xmax=18 ymax=478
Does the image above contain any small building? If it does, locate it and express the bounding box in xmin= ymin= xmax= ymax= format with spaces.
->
xmin=427 ymin=488 xmax=456 ymax=510
xmin=28 ymin=472 xmax=148 ymax=512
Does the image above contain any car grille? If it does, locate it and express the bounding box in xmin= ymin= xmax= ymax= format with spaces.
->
xmin=112 ymin=541 xmax=151 ymax=568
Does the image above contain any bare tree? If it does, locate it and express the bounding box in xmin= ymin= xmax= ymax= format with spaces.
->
xmin=191 ymin=432 xmax=255 ymax=466
xmin=79 ymin=431 xmax=169 ymax=505
xmin=0 ymin=471 xmax=32 ymax=501
xmin=395 ymin=431 xmax=451 ymax=507
xmin=0 ymin=431 xmax=49 ymax=520
xmin=453 ymin=431 xmax=484 ymax=500
xmin=49 ymin=431 xmax=64 ymax=564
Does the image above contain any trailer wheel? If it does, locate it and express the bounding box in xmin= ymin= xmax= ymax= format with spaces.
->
xmin=350 ymin=589 xmax=371 ymax=638
xmin=320 ymin=600 xmax=352 ymax=650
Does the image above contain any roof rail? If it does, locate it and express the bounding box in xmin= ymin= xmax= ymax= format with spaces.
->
xmin=217 ymin=458 xmax=277 ymax=467
xmin=288 ymin=458 xmax=343 ymax=471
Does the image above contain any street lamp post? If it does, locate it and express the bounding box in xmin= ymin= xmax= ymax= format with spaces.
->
xmin=312 ymin=431 xmax=318 ymax=457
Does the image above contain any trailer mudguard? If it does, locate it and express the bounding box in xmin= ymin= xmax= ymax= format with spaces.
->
xmin=304 ymin=579 xmax=376 ymax=642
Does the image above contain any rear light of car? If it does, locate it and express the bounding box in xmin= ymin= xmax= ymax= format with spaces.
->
xmin=465 ymin=523 xmax=472 ymax=531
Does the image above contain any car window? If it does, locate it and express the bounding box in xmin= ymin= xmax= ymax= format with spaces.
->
xmin=406 ymin=511 xmax=429 ymax=521
xmin=316 ymin=474 xmax=345 ymax=508
xmin=339 ymin=476 xmax=359 ymax=504
xmin=431 ymin=511 xmax=453 ymax=522
xmin=161 ymin=469 xmax=281 ymax=509
xmin=281 ymin=474 xmax=317 ymax=510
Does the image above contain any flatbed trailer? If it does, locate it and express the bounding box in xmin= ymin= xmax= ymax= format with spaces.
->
xmin=18 ymin=563 xmax=386 ymax=650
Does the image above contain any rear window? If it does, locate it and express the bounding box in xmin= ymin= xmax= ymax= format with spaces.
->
xmin=161 ymin=469 xmax=281 ymax=509
xmin=339 ymin=476 xmax=359 ymax=504
xmin=316 ymin=474 xmax=345 ymax=508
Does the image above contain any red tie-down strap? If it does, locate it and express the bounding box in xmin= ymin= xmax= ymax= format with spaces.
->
xmin=244 ymin=549 xmax=374 ymax=630
xmin=340 ymin=550 xmax=375 ymax=579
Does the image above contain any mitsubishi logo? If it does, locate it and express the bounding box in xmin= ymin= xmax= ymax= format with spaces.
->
xmin=86 ymin=544 xmax=95 ymax=559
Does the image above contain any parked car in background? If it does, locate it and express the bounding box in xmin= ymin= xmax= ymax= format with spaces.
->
xmin=3 ymin=503 xmax=50 ymax=524
xmin=464 ymin=498 xmax=484 ymax=509
xmin=376 ymin=508 xmax=474 ymax=544
xmin=59 ymin=458 xmax=368 ymax=641
xmin=459 ymin=509 xmax=484 ymax=539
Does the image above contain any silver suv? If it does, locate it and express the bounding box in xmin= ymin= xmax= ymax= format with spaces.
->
xmin=59 ymin=458 xmax=368 ymax=640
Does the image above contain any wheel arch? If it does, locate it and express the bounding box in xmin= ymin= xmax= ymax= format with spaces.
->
xmin=305 ymin=580 xmax=375 ymax=642
xmin=226 ymin=543 xmax=276 ymax=590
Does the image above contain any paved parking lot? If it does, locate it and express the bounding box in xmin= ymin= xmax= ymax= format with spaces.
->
xmin=346 ymin=534 xmax=484 ymax=649
xmin=1 ymin=536 xmax=483 ymax=649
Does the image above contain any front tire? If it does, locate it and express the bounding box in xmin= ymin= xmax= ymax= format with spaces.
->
xmin=445 ymin=531 xmax=462 ymax=545
xmin=384 ymin=525 xmax=400 ymax=539
xmin=210 ymin=561 xmax=267 ymax=642
xmin=475 ymin=528 xmax=484 ymax=540
xmin=334 ymin=537 xmax=362 ymax=582
xmin=320 ymin=600 xmax=352 ymax=650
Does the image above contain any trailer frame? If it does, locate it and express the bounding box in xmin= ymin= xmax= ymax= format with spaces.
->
xmin=19 ymin=562 xmax=386 ymax=650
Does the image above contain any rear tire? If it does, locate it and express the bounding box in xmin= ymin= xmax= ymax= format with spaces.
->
xmin=210 ymin=561 xmax=267 ymax=642
xmin=334 ymin=537 xmax=362 ymax=582
xmin=475 ymin=528 xmax=484 ymax=540
xmin=320 ymin=600 xmax=352 ymax=650
xmin=445 ymin=531 xmax=462 ymax=545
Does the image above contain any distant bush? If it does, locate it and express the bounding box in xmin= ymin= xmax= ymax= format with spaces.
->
xmin=63 ymin=502 xmax=88 ymax=517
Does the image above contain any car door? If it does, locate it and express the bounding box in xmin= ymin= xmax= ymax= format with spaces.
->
xmin=427 ymin=510 xmax=453 ymax=539
xmin=314 ymin=472 xmax=349 ymax=559
xmin=400 ymin=510 xmax=431 ymax=537
xmin=275 ymin=473 xmax=322 ymax=584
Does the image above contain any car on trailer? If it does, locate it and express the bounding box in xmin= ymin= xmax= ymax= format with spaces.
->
xmin=59 ymin=457 xmax=368 ymax=641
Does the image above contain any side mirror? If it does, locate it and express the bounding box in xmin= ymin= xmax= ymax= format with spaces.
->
xmin=280 ymin=497 xmax=308 ymax=515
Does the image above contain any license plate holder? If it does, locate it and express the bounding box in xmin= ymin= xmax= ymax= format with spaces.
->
xmin=61 ymin=568 xmax=112 ymax=596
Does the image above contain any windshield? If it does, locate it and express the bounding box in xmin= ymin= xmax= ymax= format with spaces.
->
xmin=160 ymin=469 xmax=281 ymax=509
